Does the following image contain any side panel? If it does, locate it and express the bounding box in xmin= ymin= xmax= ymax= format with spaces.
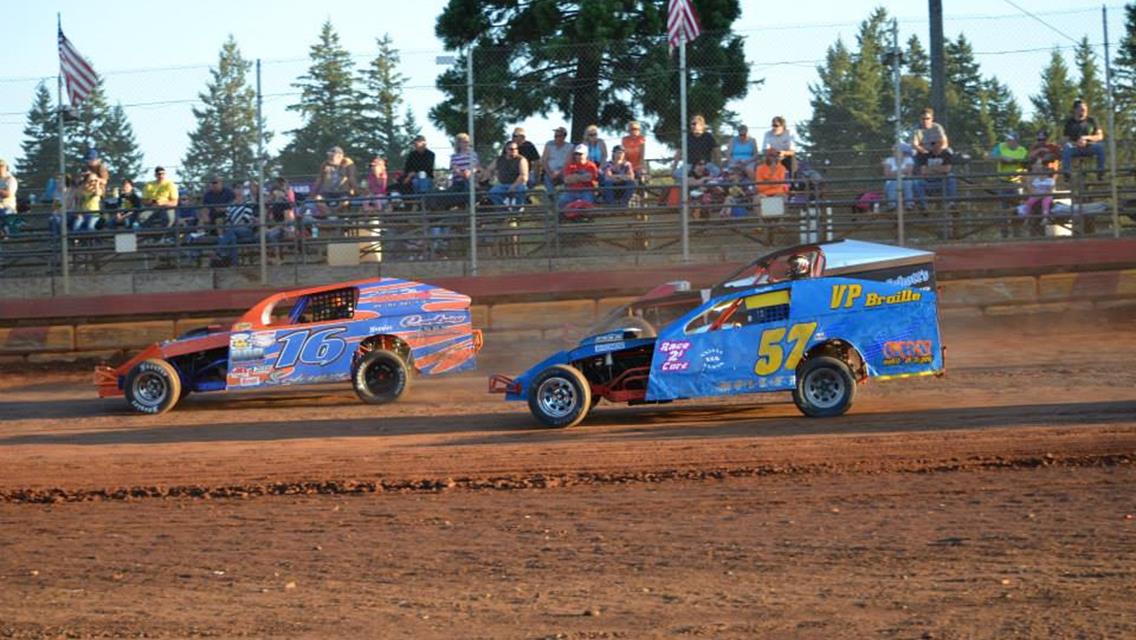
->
xmin=788 ymin=277 xmax=943 ymax=378
xmin=226 ymin=322 xmax=361 ymax=389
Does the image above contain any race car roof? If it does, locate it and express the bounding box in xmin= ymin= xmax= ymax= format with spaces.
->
xmin=819 ymin=239 xmax=934 ymax=275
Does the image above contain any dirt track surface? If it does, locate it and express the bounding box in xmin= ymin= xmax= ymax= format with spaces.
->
xmin=1 ymin=312 xmax=1135 ymax=638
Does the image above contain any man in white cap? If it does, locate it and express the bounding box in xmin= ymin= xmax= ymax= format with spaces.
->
xmin=558 ymin=143 xmax=599 ymax=209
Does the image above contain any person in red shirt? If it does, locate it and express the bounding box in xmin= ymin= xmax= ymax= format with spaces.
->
xmin=559 ymin=144 xmax=599 ymax=208
xmin=621 ymin=121 xmax=647 ymax=182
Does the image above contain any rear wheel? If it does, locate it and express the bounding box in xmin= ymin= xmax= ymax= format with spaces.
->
xmin=792 ymin=356 xmax=856 ymax=417
xmin=528 ymin=365 xmax=592 ymax=428
xmin=352 ymin=349 xmax=411 ymax=404
xmin=124 ymin=359 xmax=182 ymax=415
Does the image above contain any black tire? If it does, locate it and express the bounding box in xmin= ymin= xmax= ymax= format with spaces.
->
xmin=352 ymin=349 xmax=411 ymax=405
xmin=124 ymin=358 xmax=182 ymax=415
xmin=527 ymin=364 xmax=592 ymax=428
xmin=792 ymin=356 xmax=857 ymax=417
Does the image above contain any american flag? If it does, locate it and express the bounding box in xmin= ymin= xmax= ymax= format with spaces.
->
xmin=668 ymin=0 xmax=702 ymax=49
xmin=58 ymin=28 xmax=97 ymax=106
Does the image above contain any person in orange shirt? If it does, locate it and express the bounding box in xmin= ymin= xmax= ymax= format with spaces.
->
xmin=755 ymin=148 xmax=789 ymax=197
xmin=621 ymin=121 xmax=646 ymax=181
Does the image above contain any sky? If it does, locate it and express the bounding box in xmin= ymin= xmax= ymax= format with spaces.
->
xmin=0 ymin=0 xmax=1127 ymax=185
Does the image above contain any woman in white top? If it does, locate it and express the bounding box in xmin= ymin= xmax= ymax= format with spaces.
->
xmin=762 ymin=116 xmax=797 ymax=175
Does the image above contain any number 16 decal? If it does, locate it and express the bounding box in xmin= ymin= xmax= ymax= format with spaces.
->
xmin=275 ymin=327 xmax=348 ymax=368
xmin=754 ymin=322 xmax=817 ymax=376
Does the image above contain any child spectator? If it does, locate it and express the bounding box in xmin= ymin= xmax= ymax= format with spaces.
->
xmin=362 ymin=157 xmax=388 ymax=212
xmin=1019 ymin=159 xmax=1058 ymax=225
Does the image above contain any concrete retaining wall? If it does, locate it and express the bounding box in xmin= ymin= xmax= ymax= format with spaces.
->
xmin=2 ymin=270 xmax=1134 ymax=363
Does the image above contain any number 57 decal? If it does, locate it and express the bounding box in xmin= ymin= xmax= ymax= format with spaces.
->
xmin=754 ymin=322 xmax=817 ymax=376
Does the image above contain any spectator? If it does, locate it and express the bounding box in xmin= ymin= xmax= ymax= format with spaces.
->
xmin=1061 ymin=99 xmax=1106 ymax=179
xmin=558 ymin=144 xmax=599 ymax=209
xmin=489 ymin=141 xmax=529 ymax=208
xmin=79 ymin=149 xmax=109 ymax=197
xmin=990 ymin=132 xmax=1028 ymax=176
xmin=915 ymin=137 xmax=957 ymax=209
xmin=541 ymin=126 xmax=573 ymax=192
xmin=762 ymin=117 xmax=797 ymax=175
xmin=581 ymin=124 xmax=608 ymax=166
xmin=674 ymin=114 xmax=720 ymax=175
xmin=313 ymin=146 xmax=357 ymax=215
xmin=1028 ymin=130 xmax=1060 ymax=169
xmin=507 ymin=127 xmax=541 ymax=186
xmin=210 ymin=183 xmax=259 ymax=267
xmin=200 ymin=175 xmax=236 ymax=232
xmin=140 ymin=166 xmax=179 ymax=227
xmin=912 ymin=107 xmax=949 ymax=155
xmin=435 ymin=133 xmax=479 ymax=209
xmin=73 ymin=168 xmax=103 ymax=232
xmin=882 ymin=143 xmax=916 ymax=211
xmin=401 ymin=135 xmax=436 ymax=196
xmin=267 ymin=177 xmax=297 ymax=263
xmin=755 ymin=148 xmax=789 ymax=198
xmin=0 ymin=159 xmax=18 ymax=236
xmin=686 ymin=159 xmax=721 ymax=219
xmin=621 ymin=121 xmax=647 ymax=182
xmin=724 ymin=124 xmax=758 ymax=178
xmin=106 ymin=179 xmax=142 ymax=229
xmin=600 ymin=145 xmax=636 ymax=207
xmin=719 ymin=166 xmax=752 ymax=218
xmin=361 ymin=157 xmax=388 ymax=212
xmin=1018 ymin=158 xmax=1058 ymax=231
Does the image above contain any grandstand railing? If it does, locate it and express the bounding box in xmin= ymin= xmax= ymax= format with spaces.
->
xmin=2 ymin=164 xmax=1134 ymax=287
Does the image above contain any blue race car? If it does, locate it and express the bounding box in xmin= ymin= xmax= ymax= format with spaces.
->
xmin=490 ymin=239 xmax=943 ymax=427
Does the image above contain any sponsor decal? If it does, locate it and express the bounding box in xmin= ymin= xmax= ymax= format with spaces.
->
xmin=594 ymin=341 xmax=625 ymax=353
xmin=881 ymin=339 xmax=934 ymax=365
xmin=885 ymin=269 xmax=931 ymax=288
xmin=233 ymin=322 xmax=252 ymax=331
xmin=593 ymin=332 xmax=625 ymax=344
xmin=658 ymin=340 xmax=692 ymax=372
xmin=830 ymin=284 xmax=922 ymax=309
xmin=269 ymin=367 xmax=294 ymax=382
xmin=701 ymin=347 xmax=726 ymax=371
xmin=367 ymin=324 xmax=399 ymax=335
xmin=399 ymin=313 xmax=467 ymax=329
xmin=251 ymin=332 xmax=276 ymax=348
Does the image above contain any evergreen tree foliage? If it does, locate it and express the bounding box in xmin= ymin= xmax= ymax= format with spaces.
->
xmin=432 ymin=0 xmax=751 ymax=152
xmin=900 ymin=35 xmax=932 ymax=129
xmin=943 ymin=35 xmax=1020 ymax=155
xmin=180 ymin=36 xmax=270 ymax=186
xmin=1030 ymin=49 xmax=1077 ymax=136
xmin=278 ymin=21 xmax=364 ymax=177
xmin=64 ymin=77 xmax=143 ymax=183
xmin=358 ymin=34 xmax=417 ymax=167
xmin=1074 ymin=37 xmax=1106 ymax=115
xmin=1113 ymin=3 xmax=1136 ymax=138
xmin=15 ymin=82 xmax=60 ymax=196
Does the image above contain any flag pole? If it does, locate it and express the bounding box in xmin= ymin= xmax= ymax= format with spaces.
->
xmin=57 ymin=13 xmax=70 ymax=295
xmin=679 ymin=39 xmax=689 ymax=262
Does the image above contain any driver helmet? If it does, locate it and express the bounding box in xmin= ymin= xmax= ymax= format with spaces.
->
xmin=788 ymin=254 xmax=810 ymax=279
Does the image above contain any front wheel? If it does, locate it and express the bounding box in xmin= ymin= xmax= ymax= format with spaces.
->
xmin=124 ymin=358 xmax=182 ymax=414
xmin=792 ymin=356 xmax=856 ymax=417
xmin=527 ymin=365 xmax=592 ymax=428
xmin=352 ymin=349 xmax=411 ymax=405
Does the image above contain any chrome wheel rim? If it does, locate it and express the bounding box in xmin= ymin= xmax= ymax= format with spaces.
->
xmin=803 ymin=368 xmax=845 ymax=410
xmin=132 ymin=371 xmax=169 ymax=408
xmin=536 ymin=377 xmax=578 ymax=418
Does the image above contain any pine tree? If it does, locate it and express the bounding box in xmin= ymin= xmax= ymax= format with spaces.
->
xmin=1113 ymin=3 xmax=1136 ymax=138
xmin=15 ymin=82 xmax=61 ymax=197
xmin=1074 ymin=37 xmax=1106 ymax=117
xmin=63 ymin=77 xmax=143 ymax=183
xmin=799 ymin=39 xmax=856 ymax=164
xmin=901 ymin=35 xmax=932 ymax=131
xmin=278 ymin=21 xmax=364 ymax=177
xmin=1030 ymin=49 xmax=1077 ymax=136
xmin=358 ymin=34 xmax=415 ymax=167
xmin=180 ymin=36 xmax=269 ymax=186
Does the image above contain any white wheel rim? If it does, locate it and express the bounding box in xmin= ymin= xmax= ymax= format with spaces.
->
xmin=803 ymin=368 xmax=845 ymax=410
xmin=536 ymin=377 xmax=578 ymax=418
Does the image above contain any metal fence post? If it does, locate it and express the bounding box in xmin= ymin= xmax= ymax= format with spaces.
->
xmin=892 ymin=18 xmax=906 ymax=246
xmin=467 ymin=45 xmax=478 ymax=275
xmin=257 ymin=58 xmax=268 ymax=283
xmin=1103 ymin=6 xmax=1121 ymax=238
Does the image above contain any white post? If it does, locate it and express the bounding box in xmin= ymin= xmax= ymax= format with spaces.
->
xmin=679 ymin=41 xmax=690 ymax=261
xmin=467 ymin=46 xmax=478 ymax=275
xmin=256 ymin=58 xmax=267 ymax=283
xmin=57 ymin=14 xmax=70 ymax=295
xmin=1103 ymin=5 xmax=1121 ymax=238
